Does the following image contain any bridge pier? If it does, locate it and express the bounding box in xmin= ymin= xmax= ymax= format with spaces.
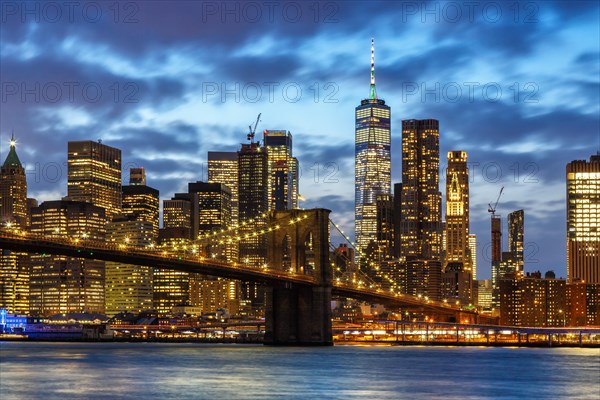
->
xmin=264 ymin=208 xmax=333 ymax=346
xmin=264 ymin=284 xmax=332 ymax=345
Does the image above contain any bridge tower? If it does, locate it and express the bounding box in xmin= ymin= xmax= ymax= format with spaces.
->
xmin=264 ymin=208 xmax=333 ymax=345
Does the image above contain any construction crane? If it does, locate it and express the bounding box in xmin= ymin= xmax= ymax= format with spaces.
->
xmin=488 ymin=186 xmax=504 ymax=216
xmin=247 ymin=113 xmax=261 ymax=143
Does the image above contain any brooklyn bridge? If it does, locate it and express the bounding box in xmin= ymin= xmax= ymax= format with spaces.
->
xmin=0 ymin=208 xmax=491 ymax=345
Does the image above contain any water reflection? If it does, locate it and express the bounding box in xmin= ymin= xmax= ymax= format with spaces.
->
xmin=1 ymin=343 xmax=598 ymax=399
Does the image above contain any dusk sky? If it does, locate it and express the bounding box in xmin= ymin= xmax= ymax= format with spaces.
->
xmin=1 ymin=1 xmax=598 ymax=279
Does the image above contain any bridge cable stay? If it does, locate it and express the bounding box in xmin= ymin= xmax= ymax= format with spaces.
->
xmin=329 ymin=218 xmax=400 ymax=290
xmin=328 ymin=219 xmax=394 ymax=292
xmin=328 ymin=242 xmax=379 ymax=290
xmin=197 ymin=211 xmax=311 ymax=246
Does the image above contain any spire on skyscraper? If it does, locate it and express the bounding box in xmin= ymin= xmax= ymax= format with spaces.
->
xmin=370 ymin=37 xmax=377 ymax=100
xmin=3 ymin=130 xmax=22 ymax=168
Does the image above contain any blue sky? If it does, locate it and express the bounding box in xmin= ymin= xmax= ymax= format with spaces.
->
xmin=1 ymin=1 xmax=599 ymax=279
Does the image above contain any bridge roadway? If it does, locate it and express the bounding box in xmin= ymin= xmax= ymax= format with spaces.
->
xmin=0 ymin=231 xmax=471 ymax=316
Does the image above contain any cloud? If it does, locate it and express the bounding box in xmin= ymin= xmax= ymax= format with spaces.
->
xmin=1 ymin=0 xmax=598 ymax=280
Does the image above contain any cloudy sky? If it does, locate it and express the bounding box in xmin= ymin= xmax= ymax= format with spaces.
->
xmin=1 ymin=1 xmax=598 ymax=279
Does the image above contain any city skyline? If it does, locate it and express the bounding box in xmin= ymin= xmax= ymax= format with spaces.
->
xmin=1 ymin=2 xmax=599 ymax=280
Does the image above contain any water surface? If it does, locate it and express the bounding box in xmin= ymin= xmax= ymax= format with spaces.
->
xmin=1 ymin=342 xmax=598 ymax=399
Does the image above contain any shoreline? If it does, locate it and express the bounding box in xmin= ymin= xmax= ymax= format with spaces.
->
xmin=1 ymin=337 xmax=598 ymax=348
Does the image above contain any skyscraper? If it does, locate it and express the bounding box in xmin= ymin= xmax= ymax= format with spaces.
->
xmin=443 ymin=151 xmax=472 ymax=303
xmin=154 ymin=195 xmax=195 ymax=316
xmin=188 ymin=181 xmax=232 ymax=249
xmin=163 ymin=197 xmax=192 ymax=233
xmin=166 ymin=182 xmax=233 ymax=255
xmin=355 ymin=38 xmax=391 ymax=261
xmin=0 ymin=133 xmax=27 ymax=228
xmin=29 ymin=200 xmax=106 ymax=315
xmin=122 ymin=168 xmax=159 ymax=240
xmin=400 ymin=119 xmax=442 ymax=299
xmin=393 ymin=183 xmax=402 ymax=258
xmin=208 ymin=151 xmax=239 ymax=225
xmin=263 ymin=130 xmax=299 ymax=210
xmin=67 ymin=141 xmax=122 ymax=220
xmin=208 ymin=151 xmax=240 ymax=262
xmin=238 ymin=142 xmax=269 ymax=316
xmin=445 ymin=151 xmax=471 ymax=270
xmin=567 ymin=154 xmax=600 ymax=284
xmin=105 ymin=216 xmax=154 ymax=316
xmin=154 ymin=228 xmax=192 ymax=316
xmin=508 ymin=209 xmax=524 ymax=274
xmin=491 ymin=216 xmax=502 ymax=308
xmin=238 ymin=142 xmax=268 ymax=267
xmin=469 ymin=234 xmax=477 ymax=280
xmin=0 ymin=133 xmax=29 ymax=314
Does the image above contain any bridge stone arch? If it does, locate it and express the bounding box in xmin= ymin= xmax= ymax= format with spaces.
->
xmin=264 ymin=208 xmax=332 ymax=345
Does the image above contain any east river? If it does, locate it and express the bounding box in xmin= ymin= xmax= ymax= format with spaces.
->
xmin=1 ymin=342 xmax=599 ymax=399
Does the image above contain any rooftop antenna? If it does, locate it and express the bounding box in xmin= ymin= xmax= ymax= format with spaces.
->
xmin=370 ymin=37 xmax=377 ymax=100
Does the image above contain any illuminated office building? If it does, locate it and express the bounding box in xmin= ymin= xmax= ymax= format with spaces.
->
xmin=208 ymin=152 xmax=239 ymax=225
xmin=477 ymin=279 xmax=492 ymax=310
xmin=122 ymin=168 xmax=159 ymax=240
xmin=499 ymin=271 xmax=566 ymax=327
xmin=208 ymin=151 xmax=239 ymax=261
xmin=67 ymin=141 xmax=122 ymax=220
xmin=0 ymin=133 xmax=27 ymax=229
xmin=442 ymin=262 xmax=472 ymax=306
xmin=263 ymin=130 xmax=299 ymax=210
xmin=27 ymin=198 xmax=37 ymax=227
xmin=105 ymin=216 xmax=154 ymax=316
xmin=491 ymin=216 xmax=503 ymax=308
xmin=238 ymin=142 xmax=268 ymax=267
xmin=445 ymin=151 xmax=470 ymax=270
xmin=153 ymin=228 xmax=192 ymax=316
xmin=469 ymin=234 xmax=477 ymax=280
xmin=355 ymin=38 xmax=391 ymax=263
xmin=400 ymin=119 xmax=442 ymax=300
xmin=156 ymin=191 xmax=196 ymax=315
xmin=368 ymin=193 xmax=397 ymax=289
xmin=0 ymin=133 xmax=29 ymax=314
xmin=375 ymin=194 xmax=395 ymax=260
xmin=187 ymin=181 xmax=239 ymax=311
xmin=443 ymin=151 xmax=472 ymax=303
xmin=567 ymin=281 xmax=599 ymax=326
xmin=393 ymin=183 xmax=402 ymax=258
xmin=0 ymin=252 xmax=29 ymax=315
xmin=163 ymin=197 xmax=192 ymax=233
xmin=189 ymin=276 xmax=240 ymax=316
xmin=29 ymin=200 xmax=106 ymax=316
xmin=238 ymin=142 xmax=269 ymax=315
xmin=188 ymin=182 xmax=232 ymax=246
xmin=166 ymin=182 xmax=233 ymax=259
xmin=508 ymin=209 xmax=524 ymax=274
xmin=567 ymin=154 xmax=600 ymax=284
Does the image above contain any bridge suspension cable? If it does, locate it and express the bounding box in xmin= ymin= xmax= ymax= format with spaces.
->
xmin=329 ymin=218 xmax=401 ymax=293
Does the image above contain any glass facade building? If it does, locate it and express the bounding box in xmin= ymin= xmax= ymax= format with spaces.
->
xmin=263 ymin=130 xmax=299 ymax=211
xmin=105 ymin=217 xmax=154 ymax=316
xmin=399 ymin=119 xmax=442 ymax=299
xmin=67 ymin=141 xmax=122 ymax=221
xmin=0 ymin=134 xmax=29 ymax=314
xmin=29 ymin=200 xmax=106 ymax=316
xmin=567 ymin=154 xmax=600 ymax=284
xmin=122 ymin=167 xmax=159 ymax=240
xmin=355 ymin=98 xmax=391 ymax=260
